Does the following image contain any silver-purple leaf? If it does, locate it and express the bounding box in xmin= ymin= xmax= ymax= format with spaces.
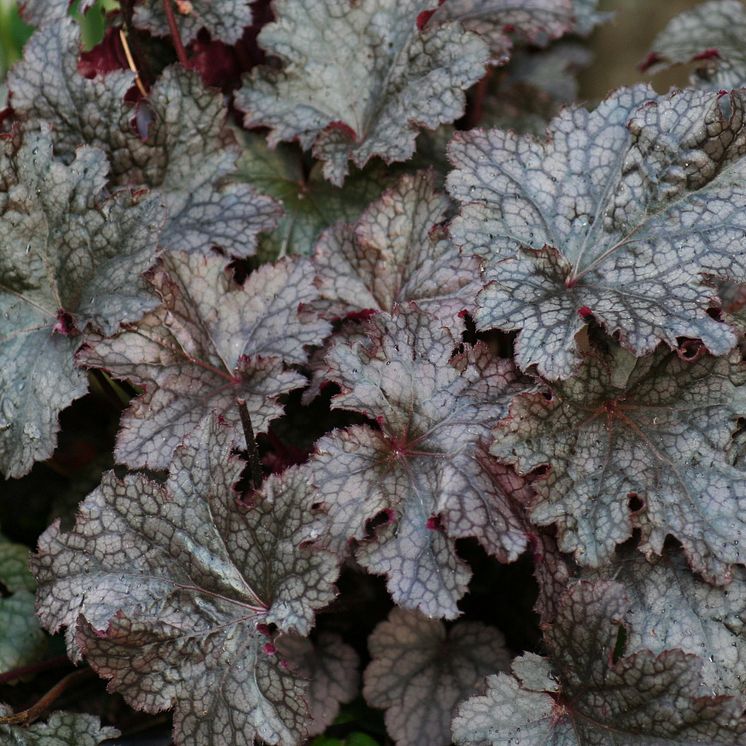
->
xmin=492 ymin=344 xmax=746 ymax=582
xmin=133 ymin=0 xmax=253 ymax=44
xmin=9 ymin=20 xmax=280 ymax=256
xmin=448 ymin=86 xmax=746 ymax=379
xmin=313 ymin=170 xmax=482 ymax=320
xmin=364 ymin=607 xmax=510 ymax=746
xmin=236 ymin=0 xmax=489 ymax=185
xmin=309 ymin=307 xmax=529 ymax=618
xmin=276 ymin=633 xmax=360 ymax=736
xmin=453 ymin=581 xmax=746 ymax=745
xmin=33 ymin=417 xmax=339 ymax=746
xmin=78 ymin=252 xmax=330 ymax=470
xmin=452 ymin=657 xmax=564 ymax=746
xmin=584 ymin=546 xmax=746 ymax=697
xmin=0 ymin=126 xmax=161 ymax=478
xmin=646 ymin=0 xmax=746 ymax=89
xmin=432 ymin=0 xmax=578 ymax=63
xmin=0 ymin=705 xmax=119 ymax=745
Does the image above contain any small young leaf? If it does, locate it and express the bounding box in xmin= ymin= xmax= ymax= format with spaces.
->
xmin=9 ymin=19 xmax=280 ymax=256
xmin=492 ymin=344 xmax=746 ymax=582
xmin=313 ymin=170 xmax=482 ymax=320
xmin=78 ymin=252 xmax=330 ymax=470
xmin=364 ymin=608 xmax=509 ymax=746
xmin=34 ymin=417 xmax=339 ymax=745
xmin=448 ymin=86 xmax=746 ymax=379
xmin=236 ymin=0 xmax=489 ymax=185
xmin=236 ymin=132 xmax=390 ymax=259
xmin=0 ymin=705 xmax=119 ymax=745
xmin=646 ymin=0 xmax=746 ymax=89
xmin=277 ymin=633 xmax=360 ymax=736
xmin=452 ymin=582 xmax=746 ymax=745
xmin=133 ymin=0 xmax=253 ymax=45
xmin=0 ymin=125 xmax=161 ymax=478
xmin=309 ymin=307 xmax=528 ymax=617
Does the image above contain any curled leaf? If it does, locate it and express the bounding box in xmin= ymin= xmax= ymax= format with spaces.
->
xmin=0 ymin=125 xmax=161 ymax=478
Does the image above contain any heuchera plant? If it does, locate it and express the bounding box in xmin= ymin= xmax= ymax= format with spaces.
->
xmin=2 ymin=0 xmax=746 ymax=744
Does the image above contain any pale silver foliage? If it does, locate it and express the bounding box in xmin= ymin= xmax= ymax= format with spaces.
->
xmin=309 ymin=307 xmax=528 ymax=617
xmin=492 ymin=345 xmax=746 ymax=582
xmin=432 ymin=0 xmax=594 ymax=62
xmin=448 ymin=86 xmax=746 ymax=379
xmin=0 ymin=705 xmax=119 ymax=745
xmin=586 ymin=547 xmax=746 ymax=697
xmin=237 ymin=0 xmax=489 ymax=185
xmin=10 ymin=20 xmax=280 ymax=256
xmin=16 ymin=0 xmax=89 ymax=26
xmin=313 ymin=170 xmax=482 ymax=319
xmin=453 ymin=581 xmax=746 ymax=745
xmin=133 ymin=0 xmax=253 ymax=44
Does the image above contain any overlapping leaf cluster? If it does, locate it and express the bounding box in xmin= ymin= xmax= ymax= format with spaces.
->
xmin=2 ymin=0 xmax=746 ymax=744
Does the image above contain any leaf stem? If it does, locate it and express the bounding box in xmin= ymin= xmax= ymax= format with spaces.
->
xmin=0 ymin=669 xmax=95 ymax=725
xmin=119 ymin=28 xmax=148 ymax=97
xmin=163 ymin=0 xmax=189 ymax=67
xmin=89 ymin=368 xmax=131 ymax=410
xmin=465 ymin=68 xmax=493 ymax=129
xmin=0 ymin=656 xmax=72 ymax=687
xmin=237 ymin=399 xmax=263 ymax=490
